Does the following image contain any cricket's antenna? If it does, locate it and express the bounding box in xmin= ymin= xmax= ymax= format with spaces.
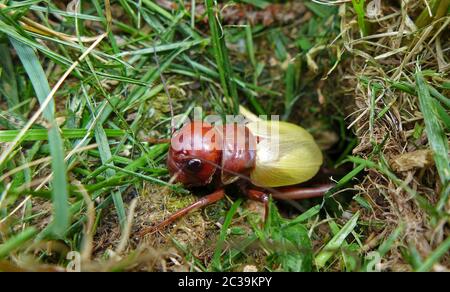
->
xmin=152 ymin=40 xmax=175 ymax=135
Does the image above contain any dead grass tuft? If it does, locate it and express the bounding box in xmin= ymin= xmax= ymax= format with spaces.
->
xmin=341 ymin=0 xmax=449 ymax=270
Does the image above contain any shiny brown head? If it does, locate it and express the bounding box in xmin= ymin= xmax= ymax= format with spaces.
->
xmin=167 ymin=121 xmax=257 ymax=187
xmin=167 ymin=122 xmax=222 ymax=187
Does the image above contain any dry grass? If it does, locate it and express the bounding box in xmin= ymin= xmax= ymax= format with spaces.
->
xmin=341 ymin=0 xmax=449 ymax=270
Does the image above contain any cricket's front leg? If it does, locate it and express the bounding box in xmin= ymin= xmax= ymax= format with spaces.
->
xmin=139 ymin=189 xmax=225 ymax=236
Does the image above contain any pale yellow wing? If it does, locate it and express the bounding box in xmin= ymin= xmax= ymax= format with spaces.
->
xmin=246 ymin=120 xmax=323 ymax=187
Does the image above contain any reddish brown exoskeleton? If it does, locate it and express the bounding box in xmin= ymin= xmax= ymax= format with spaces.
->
xmin=140 ymin=108 xmax=334 ymax=235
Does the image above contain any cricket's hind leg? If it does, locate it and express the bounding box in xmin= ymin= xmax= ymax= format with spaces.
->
xmin=246 ymin=189 xmax=270 ymax=220
xmin=270 ymin=183 xmax=335 ymax=201
xmin=245 ymin=183 xmax=335 ymax=220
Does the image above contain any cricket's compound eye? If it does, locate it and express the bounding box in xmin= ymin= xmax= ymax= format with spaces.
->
xmin=185 ymin=158 xmax=203 ymax=173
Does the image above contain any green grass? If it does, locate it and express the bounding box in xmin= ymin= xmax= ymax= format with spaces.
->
xmin=0 ymin=0 xmax=448 ymax=272
xmin=0 ymin=128 xmax=124 ymax=142
xmin=351 ymin=0 xmax=370 ymax=37
xmin=0 ymin=227 xmax=37 ymax=259
xmin=11 ymin=39 xmax=69 ymax=238
xmin=415 ymin=68 xmax=450 ymax=186
xmin=315 ymin=212 xmax=360 ymax=269
xmin=210 ymin=198 xmax=243 ymax=271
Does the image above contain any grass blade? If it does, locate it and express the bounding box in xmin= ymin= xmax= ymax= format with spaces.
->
xmin=351 ymin=0 xmax=370 ymax=37
xmin=11 ymin=39 xmax=69 ymax=238
xmin=115 ymin=39 xmax=208 ymax=57
xmin=284 ymin=205 xmax=321 ymax=228
xmin=0 ymin=128 xmax=124 ymax=142
xmin=205 ymin=0 xmax=239 ymax=114
xmin=105 ymin=164 xmax=188 ymax=194
xmin=10 ymin=40 xmax=55 ymax=118
xmin=429 ymin=85 xmax=450 ymax=109
xmin=416 ymin=236 xmax=450 ymax=272
xmin=283 ymin=62 xmax=296 ymax=120
xmin=0 ymin=19 xmax=72 ymax=67
xmin=94 ymin=125 xmax=126 ymax=230
xmin=378 ymin=224 xmax=404 ymax=257
xmin=433 ymin=99 xmax=450 ymax=130
xmin=210 ymin=198 xmax=242 ymax=271
xmin=415 ymin=68 xmax=450 ymax=186
xmin=0 ymin=43 xmax=19 ymax=110
xmin=0 ymin=227 xmax=37 ymax=259
xmin=415 ymin=0 xmax=450 ymax=28
xmin=315 ymin=211 xmax=360 ymax=269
